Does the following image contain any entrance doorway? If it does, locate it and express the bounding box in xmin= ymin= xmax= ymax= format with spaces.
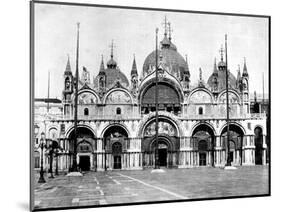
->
xmin=159 ymin=149 xmax=167 ymax=166
xmin=79 ymin=156 xmax=90 ymax=171
xmin=199 ymin=152 xmax=207 ymax=166
xmin=113 ymin=156 xmax=121 ymax=169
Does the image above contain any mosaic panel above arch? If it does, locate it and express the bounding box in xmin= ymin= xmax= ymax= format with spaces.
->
xmin=105 ymin=90 xmax=132 ymax=104
xmin=219 ymin=92 xmax=240 ymax=104
xmin=78 ymin=92 xmax=98 ymax=104
xmin=189 ymin=90 xmax=212 ymax=103
xmin=144 ymin=120 xmax=177 ymax=137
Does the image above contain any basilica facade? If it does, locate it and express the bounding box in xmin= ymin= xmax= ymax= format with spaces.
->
xmin=34 ymin=21 xmax=267 ymax=172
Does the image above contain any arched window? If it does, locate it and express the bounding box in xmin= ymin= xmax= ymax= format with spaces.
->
xmin=84 ymin=108 xmax=89 ymax=116
xmin=116 ymin=107 xmax=121 ymax=115
xmin=199 ymin=107 xmax=203 ymax=115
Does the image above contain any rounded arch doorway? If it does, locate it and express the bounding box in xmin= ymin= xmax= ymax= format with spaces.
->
xmin=103 ymin=125 xmax=128 ymax=170
xmin=151 ymin=138 xmax=171 ymax=167
xmin=68 ymin=126 xmax=96 ymax=171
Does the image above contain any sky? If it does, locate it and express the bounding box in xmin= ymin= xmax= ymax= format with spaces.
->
xmin=34 ymin=3 xmax=269 ymax=99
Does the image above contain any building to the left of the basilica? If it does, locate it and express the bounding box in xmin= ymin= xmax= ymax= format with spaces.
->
xmin=34 ymin=20 xmax=268 ymax=173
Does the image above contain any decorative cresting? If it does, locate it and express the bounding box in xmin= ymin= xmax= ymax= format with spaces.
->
xmin=138 ymin=111 xmax=183 ymax=137
xmin=75 ymin=89 xmax=100 ymax=104
xmin=187 ymin=88 xmax=214 ymax=104
xmin=103 ymin=88 xmax=133 ymax=105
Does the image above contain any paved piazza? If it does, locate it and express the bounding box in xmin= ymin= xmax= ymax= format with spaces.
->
xmin=34 ymin=166 xmax=269 ymax=210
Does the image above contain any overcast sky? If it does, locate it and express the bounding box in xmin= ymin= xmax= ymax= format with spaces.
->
xmin=34 ymin=3 xmax=269 ymax=99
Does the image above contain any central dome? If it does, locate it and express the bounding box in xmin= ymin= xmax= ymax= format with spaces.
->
xmin=142 ymin=37 xmax=189 ymax=81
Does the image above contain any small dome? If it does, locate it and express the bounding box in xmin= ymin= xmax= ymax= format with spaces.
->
xmin=94 ymin=67 xmax=129 ymax=89
xmin=207 ymin=69 xmax=237 ymax=91
xmin=218 ymin=60 xmax=226 ymax=68
xmin=107 ymin=58 xmax=117 ymax=69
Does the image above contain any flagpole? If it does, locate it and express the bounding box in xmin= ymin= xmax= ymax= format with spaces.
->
xmin=155 ymin=28 xmax=159 ymax=169
xmin=72 ymin=22 xmax=80 ymax=172
xmin=225 ymin=34 xmax=231 ymax=167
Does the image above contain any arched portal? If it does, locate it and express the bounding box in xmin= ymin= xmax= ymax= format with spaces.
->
xmin=102 ymin=125 xmax=128 ymax=170
xmin=141 ymin=82 xmax=182 ymax=115
xmin=68 ymin=127 xmax=96 ymax=171
xmin=254 ymin=127 xmax=263 ymax=165
xmin=142 ymin=118 xmax=179 ymax=168
xmin=191 ymin=123 xmax=215 ymax=167
xmin=220 ymin=124 xmax=244 ymax=166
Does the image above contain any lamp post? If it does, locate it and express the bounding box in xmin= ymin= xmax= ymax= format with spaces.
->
xmin=47 ymin=139 xmax=55 ymax=178
xmin=38 ymin=132 xmax=46 ymax=183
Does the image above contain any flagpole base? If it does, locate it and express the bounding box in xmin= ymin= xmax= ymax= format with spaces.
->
xmin=224 ymin=166 xmax=237 ymax=170
xmin=151 ymin=168 xmax=166 ymax=173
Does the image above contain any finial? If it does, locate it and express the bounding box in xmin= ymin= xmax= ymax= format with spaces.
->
xmin=199 ymin=68 xmax=202 ymax=81
xmin=168 ymin=22 xmax=172 ymax=40
xmin=109 ymin=40 xmax=116 ymax=59
xmin=101 ymin=54 xmax=103 ymax=61
xmin=162 ymin=15 xmax=168 ymax=36
xmin=185 ymin=54 xmax=188 ymax=63
xmin=244 ymin=57 xmax=246 ymax=64
xmin=238 ymin=64 xmax=240 ymax=70
xmin=219 ymin=45 xmax=224 ymax=61
xmin=77 ymin=22 xmax=80 ymax=28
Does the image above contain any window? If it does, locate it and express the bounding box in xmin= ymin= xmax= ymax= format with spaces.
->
xmin=199 ymin=107 xmax=203 ymax=115
xmin=116 ymin=107 xmax=121 ymax=115
xmin=84 ymin=108 xmax=89 ymax=116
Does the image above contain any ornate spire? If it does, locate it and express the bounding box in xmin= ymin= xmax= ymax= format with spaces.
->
xmin=168 ymin=22 xmax=172 ymax=41
xmin=213 ymin=57 xmax=218 ymax=75
xmin=242 ymin=57 xmax=248 ymax=77
xmin=110 ymin=39 xmax=115 ymax=58
xmin=185 ymin=54 xmax=190 ymax=75
xmin=99 ymin=54 xmax=105 ymax=74
xmin=64 ymin=54 xmax=72 ymax=74
xmin=219 ymin=45 xmax=224 ymax=62
xmin=237 ymin=64 xmax=241 ymax=80
xmin=107 ymin=40 xmax=117 ymax=69
xmin=131 ymin=54 xmax=138 ymax=76
xmin=162 ymin=15 xmax=168 ymax=37
xmin=198 ymin=68 xmax=204 ymax=87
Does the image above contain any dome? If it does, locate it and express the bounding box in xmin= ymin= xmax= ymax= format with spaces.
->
xmin=107 ymin=58 xmax=117 ymax=69
xmin=207 ymin=69 xmax=237 ymax=91
xmin=94 ymin=67 xmax=129 ymax=89
xmin=142 ymin=38 xmax=188 ymax=81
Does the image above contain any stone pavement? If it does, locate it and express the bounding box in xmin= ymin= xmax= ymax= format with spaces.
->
xmin=34 ymin=166 xmax=269 ymax=210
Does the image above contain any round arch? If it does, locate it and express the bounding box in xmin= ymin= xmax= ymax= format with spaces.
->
xmin=138 ymin=77 xmax=184 ymax=103
xmin=103 ymin=88 xmax=133 ymax=105
xmin=65 ymin=124 xmax=96 ymax=139
xmin=190 ymin=121 xmax=216 ymax=137
xmin=149 ymin=135 xmax=174 ymax=151
xmin=100 ymin=123 xmax=130 ymax=138
xmin=73 ymin=89 xmax=100 ymax=104
xmin=254 ymin=125 xmax=265 ymax=135
xmin=187 ymin=88 xmax=214 ymax=104
xmin=219 ymin=122 xmax=246 ymax=136
xmin=217 ymin=89 xmax=242 ymax=104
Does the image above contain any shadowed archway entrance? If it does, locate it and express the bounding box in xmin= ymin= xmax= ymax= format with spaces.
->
xmin=68 ymin=127 xmax=96 ymax=171
xmin=103 ymin=125 xmax=128 ymax=170
xmin=191 ymin=124 xmax=215 ymax=167
xmin=220 ymin=124 xmax=244 ymax=166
